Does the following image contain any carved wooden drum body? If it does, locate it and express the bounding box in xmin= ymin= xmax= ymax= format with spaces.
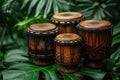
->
xmin=54 ymin=33 xmax=82 ymax=73
xmin=27 ymin=23 xmax=58 ymax=66
xmin=76 ymin=20 xmax=112 ymax=69
xmin=51 ymin=12 xmax=84 ymax=34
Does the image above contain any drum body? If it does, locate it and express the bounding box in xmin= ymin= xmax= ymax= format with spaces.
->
xmin=54 ymin=33 xmax=81 ymax=73
xmin=27 ymin=23 xmax=58 ymax=66
xmin=51 ymin=12 xmax=84 ymax=34
xmin=76 ymin=20 xmax=112 ymax=69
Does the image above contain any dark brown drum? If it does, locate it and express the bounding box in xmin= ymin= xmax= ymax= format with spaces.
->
xmin=51 ymin=12 xmax=84 ymax=34
xmin=54 ymin=33 xmax=82 ymax=73
xmin=76 ymin=20 xmax=112 ymax=69
xmin=27 ymin=23 xmax=58 ymax=66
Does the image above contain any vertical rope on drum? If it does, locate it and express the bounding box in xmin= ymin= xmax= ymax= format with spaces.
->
xmin=70 ymin=45 xmax=74 ymax=64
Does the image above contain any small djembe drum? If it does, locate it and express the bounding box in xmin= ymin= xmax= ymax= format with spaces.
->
xmin=27 ymin=23 xmax=58 ymax=66
xmin=76 ymin=20 xmax=112 ymax=69
xmin=51 ymin=12 xmax=84 ymax=34
xmin=54 ymin=33 xmax=82 ymax=73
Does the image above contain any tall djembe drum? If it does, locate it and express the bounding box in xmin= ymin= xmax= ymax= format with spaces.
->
xmin=54 ymin=33 xmax=82 ymax=73
xmin=51 ymin=12 xmax=84 ymax=34
xmin=76 ymin=20 xmax=112 ymax=69
xmin=27 ymin=23 xmax=58 ymax=66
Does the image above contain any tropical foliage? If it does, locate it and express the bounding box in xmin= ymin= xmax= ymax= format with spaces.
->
xmin=0 ymin=0 xmax=120 ymax=80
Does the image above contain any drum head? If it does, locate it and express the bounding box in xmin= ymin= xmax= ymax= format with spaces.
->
xmin=79 ymin=20 xmax=112 ymax=29
xmin=29 ymin=23 xmax=56 ymax=32
xmin=56 ymin=33 xmax=80 ymax=41
xmin=51 ymin=12 xmax=83 ymax=24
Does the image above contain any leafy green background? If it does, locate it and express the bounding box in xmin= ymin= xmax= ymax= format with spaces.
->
xmin=0 ymin=0 xmax=120 ymax=80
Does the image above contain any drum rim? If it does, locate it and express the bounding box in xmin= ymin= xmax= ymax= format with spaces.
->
xmin=54 ymin=37 xmax=82 ymax=45
xmin=76 ymin=24 xmax=113 ymax=31
xmin=27 ymin=27 xmax=58 ymax=35
xmin=51 ymin=12 xmax=84 ymax=24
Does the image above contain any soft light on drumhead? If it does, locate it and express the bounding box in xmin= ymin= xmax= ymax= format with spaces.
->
xmin=79 ymin=20 xmax=112 ymax=29
xmin=56 ymin=33 xmax=80 ymax=41
xmin=52 ymin=12 xmax=83 ymax=20
xmin=29 ymin=23 xmax=56 ymax=32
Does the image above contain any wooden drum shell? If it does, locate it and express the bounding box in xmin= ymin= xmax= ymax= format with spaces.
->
xmin=27 ymin=23 xmax=58 ymax=66
xmin=51 ymin=12 xmax=84 ymax=34
xmin=54 ymin=33 xmax=81 ymax=73
xmin=76 ymin=20 xmax=112 ymax=69
xmin=55 ymin=44 xmax=81 ymax=66
xmin=79 ymin=30 xmax=112 ymax=60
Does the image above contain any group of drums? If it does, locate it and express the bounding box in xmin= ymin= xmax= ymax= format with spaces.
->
xmin=27 ymin=12 xmax=113 ymax=73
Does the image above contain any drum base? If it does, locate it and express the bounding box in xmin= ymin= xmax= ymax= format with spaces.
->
xmin=58 ymin=65 xmax=78 ymax=73
xmin=84 ymin=60 xmax=104 ymax=69
xmin=33 ymin=58 xmax=54 ymax=66
xmin=29 ymin=52 xmax=54 ymax=66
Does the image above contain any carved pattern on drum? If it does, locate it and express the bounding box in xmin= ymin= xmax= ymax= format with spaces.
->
xmin=57 ymin=24 xmax=78 ymax=34
xmin=79 ymin=30 xmax=112 ymax=60
xmin=56 ymin=45 xmax=80 ymax=65
xmin=29 ymin=35 xmax=55 ymax=57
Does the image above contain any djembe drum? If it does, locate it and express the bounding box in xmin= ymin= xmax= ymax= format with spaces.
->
xmin=54 ymin=33 xmax=82 ymax=73
xmin=76 ymin=20 xmax=112 ymax=69
xmin=51 ymin=12 xmax=84 ymax=34
xmin=27 ymin=23 xmax=58 ymax=66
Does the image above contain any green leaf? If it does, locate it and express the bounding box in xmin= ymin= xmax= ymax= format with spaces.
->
xmin=62 ymin=73 xmax=81 ymax=80
xmin=113 ymin=23 xmax=120 ymax=36
xmin=110 ymin=48 xmax=120 ymax=63
xmin=112 ymin=34 xmax=120 ymax=46
xmin=35 ymin=0 xmax=46 ymax=17
xmin=8 ymin=63 xmax=39 ymax=70
xmin=28 ymin=0 xmax=38 ymax=15
xmin=4 ymin=54 xmax=29 ymax=62
xmin=2 ymin=70 xmax=39 ymax=80
xmin=53 ymin=0 xmax=59 ymax=13
xmin=16 ymin=18 xmax=34 ymax=26
xmin=44 ymin=0 xmax=53 ymax=18
xmin=77 ymin=68 xmax=106 ymax=80
xmin=99 ymin=8 xmax=105 ymax=18
xmin=21 ymin=0 xmax=30 ymax=9
xmin=103 ymin=9 xmax=112 ymax=17
xmin=41 ymin=70 xmax=51 ymax=80
xmin=41 ymin=69 xmax=59 ymax=80
xmin=6 ymin=49 xmax=28 ymax=57
xmin=76 ymin=0 xmax=93 ymax=3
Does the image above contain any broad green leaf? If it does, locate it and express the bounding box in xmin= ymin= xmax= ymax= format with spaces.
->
xmin=41 ymin=69 xmax=59 ymax=80
xmin=78 ymin=4 xmax=92 ymax=7
xmin=113 ymin=23 xmax=120 ymax=36
xmin=6 ymin=49 xmax=28 ymax=57
xmin=16 ymin=18 xmax=34 ymax=27
xmin=113 ymin=59 xmax=120 ymax=71
xmin=4 ymin=55 xmax=29 ymax=62
xmin=44 ymin=0 xmax=53 ymax=18
xmin=77 ymin=68 xmax=106 ymax=80
xmin=62 ymin=73 xmax=81 ymax=80
xmin=112 ymin=34 xmax=120 ymax=46
xmin=99 ymin=8 xmax=105 ymax=18
xmin=53 ymin=0 xmax=59 ymax=13
xmin=76 ymin=0 xmax=93 ymax=3
xmin=21 ymin=0 xmax=30 ymax=9
xmin=2 ymin=70 xmax=39 ymax=80
xmin=35 ymin=0 xmax=46 ymax=17
xmin=58 ymin=0 xmax=72 ymax=5
xmin=2 ymin=70 xmax=25 ymax=80
xmin=103 ymin=9 xmax=112 ymax=17
xmin=28 ymin=0 xmax=38 ymax=15
xmin=80 ymin=7 xmax=93 ymax=13
xmin=8 ymin=63 xmax=39 ymax=70
xmin=110 ymin=47 xmax=120 ymax=62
